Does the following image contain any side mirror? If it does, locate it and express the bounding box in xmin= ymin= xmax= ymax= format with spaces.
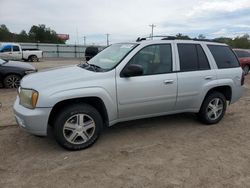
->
xmin=122 ymin=64 xmax=143 ymax=77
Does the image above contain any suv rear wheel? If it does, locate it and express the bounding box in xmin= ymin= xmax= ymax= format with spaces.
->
xmin=198 ymin=92 xmax=227 ymax=125
xmin=54 ymin=104 xmax=103 ymax=150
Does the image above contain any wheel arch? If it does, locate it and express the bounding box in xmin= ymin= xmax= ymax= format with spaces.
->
xmin=28 ymin=54 xmax=38 ymax=61
xmin=48 ymin=96 xmax=109 ymax=128
xmin=201 ymin=85 xmax=232 ymax=109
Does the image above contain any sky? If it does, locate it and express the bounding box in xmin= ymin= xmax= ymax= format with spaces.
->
xmin=1 ymin=0 xmax=250 ymax=45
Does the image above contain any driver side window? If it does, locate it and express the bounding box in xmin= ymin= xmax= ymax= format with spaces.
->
xmin=128 ymin=44 xmax=172 ymax=75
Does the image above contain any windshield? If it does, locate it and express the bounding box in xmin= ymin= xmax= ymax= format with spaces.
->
xmin=88 ymin=43 xmax=137 ymax=70
xmin=0 ymin=59 xmax=7 ymax=65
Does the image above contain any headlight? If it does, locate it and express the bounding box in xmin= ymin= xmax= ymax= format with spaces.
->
xmin=25 ymin=70 xmax=37 ymax=75
xmin=19 ymin=88 xmax=39 ymax=109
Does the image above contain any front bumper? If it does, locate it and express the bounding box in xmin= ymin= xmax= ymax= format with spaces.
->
xmin=13 ymin=97 xmax=52 ymax=136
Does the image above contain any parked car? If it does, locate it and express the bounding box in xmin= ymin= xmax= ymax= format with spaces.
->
xmin=85 ymin=46 xmax=99 ymax=61
xmin=0 ymin=58 xmax=37 ymax=88
xmin=0 ymin=43 xmax=43 ymax=62
xmin=14 ymin=39 xmax=243 ymax=150
xmin=233 ymin=49 xmax=250 ymax=75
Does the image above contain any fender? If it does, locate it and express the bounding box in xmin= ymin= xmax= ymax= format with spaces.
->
xmin=195 ymin=78 xmax=234 ymax=110
xmin=37 ymin=87 xmax=118 ymax=122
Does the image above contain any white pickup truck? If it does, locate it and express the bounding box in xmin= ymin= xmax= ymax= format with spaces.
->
xmin=0 ymin=43 xmax=43 ymax=62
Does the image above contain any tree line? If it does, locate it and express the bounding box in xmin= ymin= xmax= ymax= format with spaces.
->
xmin=173 ymin=33 xmax=250 ymax=49
xmin=0 ymin=24 xmax=65 ymax=44
xmin=0 ymin=24 xmax=250 ymax=48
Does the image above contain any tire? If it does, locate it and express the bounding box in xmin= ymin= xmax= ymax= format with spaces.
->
xmin=29 ymin=55 xmax=38 ymax=62
xmin=53 ymin=103 xmax=103 ymax=150
xmin=3 ymin=74 xmax=21 ymax=88
xmin=243 ymin=65 xmax=249 ymax=75
xmin=198 ymin=92 xmax=227 ymax=125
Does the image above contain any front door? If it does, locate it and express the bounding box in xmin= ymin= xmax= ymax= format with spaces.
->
xmin=116 ymin=43 xmax=177 ymax=120
xmin=0 ymin=45 xmax=12 ymax=60
xmin=12 ymin=45 xmax=22 ymax=60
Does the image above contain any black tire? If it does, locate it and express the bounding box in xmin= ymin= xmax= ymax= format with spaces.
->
xmin=243 ymin=65 xmax=249 ymax=75
xmin=198 ymin=92 xmax=227 ymax=125
xmin=53 ymin=103 xmax=103 ymax=150
xmin=3 ymin=74 xmax=21 ymax=88
xmin=29 ymin=55 xmax=38 ymax=62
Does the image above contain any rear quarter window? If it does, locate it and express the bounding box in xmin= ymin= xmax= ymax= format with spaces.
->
xmin=208 ymin=45 xmax=239 ymax=69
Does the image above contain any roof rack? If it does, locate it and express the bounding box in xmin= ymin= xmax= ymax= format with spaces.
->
xmin=136 ymin=36 xmax=216 ymax=42
xmin=136 ymin=35 xmax=174 ymax=42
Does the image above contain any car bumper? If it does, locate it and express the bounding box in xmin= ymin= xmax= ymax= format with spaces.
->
xmin=13 ymin=97 xmax=52 ymax=136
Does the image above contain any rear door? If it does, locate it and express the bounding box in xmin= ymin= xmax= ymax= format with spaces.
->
xmin=175 ymin=42 xmax=216 ymax=111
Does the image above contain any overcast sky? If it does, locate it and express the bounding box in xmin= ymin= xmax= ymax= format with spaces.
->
xmin=1 ymin=0 xmax=250 ymax=45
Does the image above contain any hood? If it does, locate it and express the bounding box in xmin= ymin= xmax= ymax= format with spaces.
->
xmin=21 ymin=65 xmax=100 ymax=91
xmin=3 ymin=60 xmax=36 ymax=70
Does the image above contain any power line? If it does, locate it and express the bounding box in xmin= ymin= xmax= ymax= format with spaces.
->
xmin=149 ymin=24 xmax=156 ymax=40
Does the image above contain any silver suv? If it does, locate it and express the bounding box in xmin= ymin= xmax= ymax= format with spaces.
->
xmin=14 ymin=39 xmax=244 ymax=150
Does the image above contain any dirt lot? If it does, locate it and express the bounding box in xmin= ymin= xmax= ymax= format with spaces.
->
xmin=0 ymin=59 xmax=250 ymax=187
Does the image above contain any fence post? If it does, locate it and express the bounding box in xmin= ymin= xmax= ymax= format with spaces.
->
xmin=75 ymin=45 xmax=77 ymax=58
xmin=57 ymin=44 xmax=59 ymax=58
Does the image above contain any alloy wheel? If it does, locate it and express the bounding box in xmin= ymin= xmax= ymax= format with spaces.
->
xmin=5 ymin=75 xmax=20 ymax=88
xmin=206 ymin=98 xmax=224 ymax=121
xmin=63 ymin=113 xmax=96 ymax=145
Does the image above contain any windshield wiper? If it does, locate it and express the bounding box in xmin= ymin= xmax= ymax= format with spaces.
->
xmin=79 ymin=62 xmax=103 ymax=72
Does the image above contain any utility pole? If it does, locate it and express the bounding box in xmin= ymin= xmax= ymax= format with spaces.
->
xmin=106 ymin=33 xmax=110 ymax=46
xmin=83 ymin=36 xmax=86 ymax=46
xmin=149 ymin=24 xmax=156 ymax=40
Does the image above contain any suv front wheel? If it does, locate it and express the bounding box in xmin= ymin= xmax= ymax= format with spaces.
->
xmin=198 ymin=92 xmax=227 ymax=125
xmin=54 ymin=104 xmax=103 ymax=150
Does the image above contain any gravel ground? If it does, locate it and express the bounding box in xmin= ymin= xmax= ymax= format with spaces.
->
xmin=0 ymin=59 xmax=250 ymax=187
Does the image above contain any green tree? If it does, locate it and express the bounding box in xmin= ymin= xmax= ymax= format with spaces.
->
xmin=198 ymin=34 xmax=206 ymax=39
xmin=0 ymin=24 xmax=13 ymax=42
xmin=29 ymin=24 xmax=65 ymax=44
xmin=231 ymin=34 xmax=250 ymax=49
xmin=175 ymin=33 xmax=190 ymax=40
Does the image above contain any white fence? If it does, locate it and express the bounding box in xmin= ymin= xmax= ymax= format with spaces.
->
xmin=19 ymin=42 xmax=105 ymax=58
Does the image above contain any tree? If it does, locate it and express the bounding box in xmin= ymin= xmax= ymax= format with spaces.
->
xmin=198 ymin=34 xmax=206 ymax=39
xmin=17 ymin=30 xmax=29 ymax=42
xmin=175 ymin=33 xmax=190 ymax=40
xmin=231 ymin=34 xmax=250 ymax=49
xmin=29 ymin=24 xmax=65 ymax=44
xmin=0 ymin=24 xmax=13 ymax=42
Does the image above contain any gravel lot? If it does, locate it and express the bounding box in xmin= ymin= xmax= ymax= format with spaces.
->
xmin=0 ymin=59 xmax=250 ymax=187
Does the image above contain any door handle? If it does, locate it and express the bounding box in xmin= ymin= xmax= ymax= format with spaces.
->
xmin=205 ymin=76 xmax=213 ymax=80
xmin=163 ymin=80 xmax=174 ymax=84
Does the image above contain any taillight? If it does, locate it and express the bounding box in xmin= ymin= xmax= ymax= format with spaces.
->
xmin=241 ymin=72 xmax=245 ymax=85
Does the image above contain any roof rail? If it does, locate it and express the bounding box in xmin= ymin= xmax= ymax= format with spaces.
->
xmin=136 ymin=35 xmax=175 ymax=42
xmin=136 ymin=36 xmax=216 ymax=42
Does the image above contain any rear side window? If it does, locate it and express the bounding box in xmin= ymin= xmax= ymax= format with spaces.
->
xmin=13 ymin=45 xmax=20 ymax=52
xmin=208 ymin=45 xmax=239 ymax=69
xmin=178 ymin=44 xmax=210 ymax=72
